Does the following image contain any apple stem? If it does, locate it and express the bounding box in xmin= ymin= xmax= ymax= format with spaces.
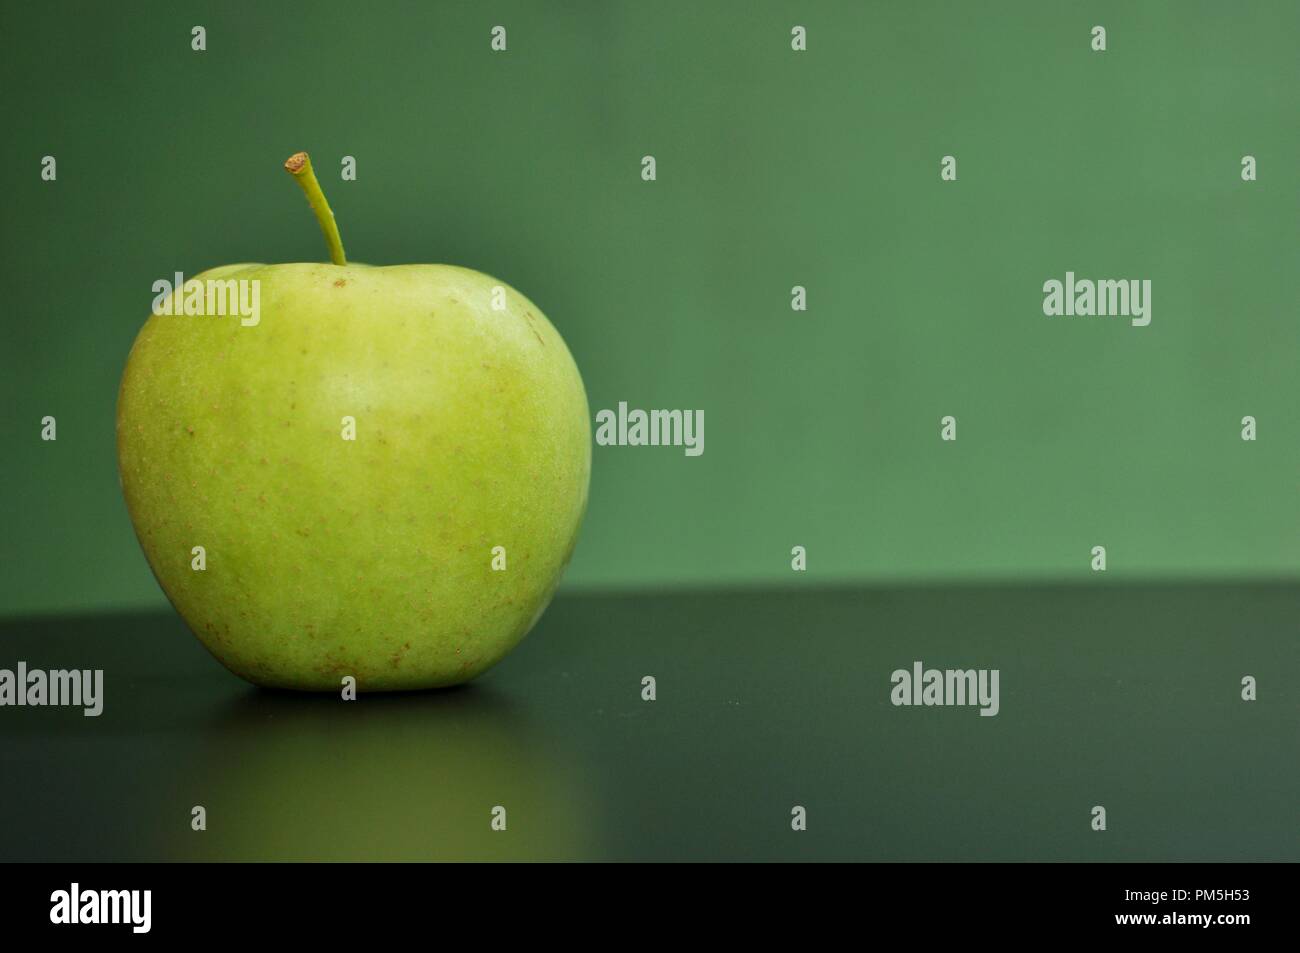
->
xmin=283 ymin=151 xmax=347 ymax=266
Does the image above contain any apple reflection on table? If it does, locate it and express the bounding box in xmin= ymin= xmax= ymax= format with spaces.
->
xmin=155 ymin=683 xmax=595 ymax=861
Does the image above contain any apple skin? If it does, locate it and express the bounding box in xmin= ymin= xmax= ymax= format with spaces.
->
xmin=116 ymin=262 xmax=590 ymax=690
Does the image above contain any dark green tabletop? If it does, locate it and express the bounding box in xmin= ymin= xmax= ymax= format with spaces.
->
xmin=1 ymin=582 xmax=1295 ymax=861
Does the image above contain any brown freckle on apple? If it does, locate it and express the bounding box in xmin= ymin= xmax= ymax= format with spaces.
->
xmin=388 ymin=641 xmax=413 ymax=668
xmin=333 ymin=279 xmax=347 ymax=287
xmin=522 ymin=311 xmax=545 ymax=346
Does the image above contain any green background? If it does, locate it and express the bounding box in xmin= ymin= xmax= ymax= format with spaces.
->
xmin=2 ymin=0 xmax=1297 ymax=617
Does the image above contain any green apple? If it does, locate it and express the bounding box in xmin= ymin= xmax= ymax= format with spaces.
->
xmin=116 ymin=152 xmax=590 ymax=691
